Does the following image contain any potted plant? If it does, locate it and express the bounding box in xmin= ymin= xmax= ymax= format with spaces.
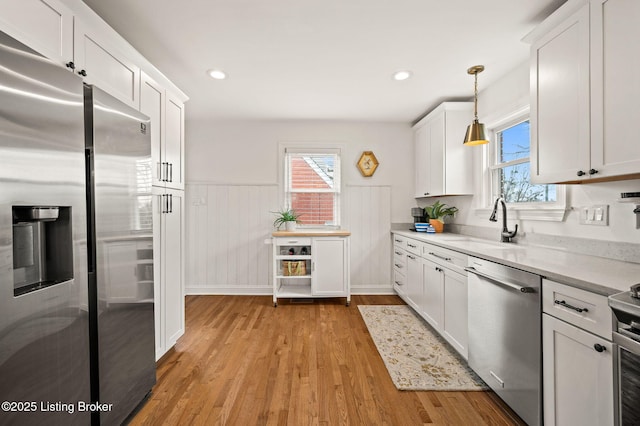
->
xmin=272 ymin=208 xmax=301 ymax=231
xmin=424 ymin=201 xmax=458 ymax=233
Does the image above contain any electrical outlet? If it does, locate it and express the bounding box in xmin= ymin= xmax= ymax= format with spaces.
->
xmin=579 ymin=204 xmax=609 ymax=226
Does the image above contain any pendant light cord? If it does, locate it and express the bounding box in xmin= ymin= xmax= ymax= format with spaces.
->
xmin=473 ymin=72 xmax=479 ymax=121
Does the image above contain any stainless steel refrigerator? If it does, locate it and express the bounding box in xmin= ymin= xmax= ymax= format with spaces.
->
xmin=0 ymin=30 xmax=155 ymax=425
xmin=84 ymin=86 xmax=155 ymax=425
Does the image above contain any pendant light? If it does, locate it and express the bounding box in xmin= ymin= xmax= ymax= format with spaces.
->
xmin=463 ymin=65 xmax=489 ymax=146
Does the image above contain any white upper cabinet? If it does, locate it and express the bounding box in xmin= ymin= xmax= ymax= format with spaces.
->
xmin=0 ymin=0 xmax=73 ymax=67
xmin=74 ymin=19 xmax=140 ymax=109
xmin=413 ymin=102 xmax=473 ymax=197
xmin=529 ymin=0 xmax=640 ymax=183
xmin=140 ymin=73 xmax=185 ymax=190
xmin=164 ymin=92 xmax=185 ymax=190
xmin=590 ymin=0 xmax=640 ymax=179
xmin=140 ymin=72 xmax=165 ymax=187
xmin=530 ymin=4 xmax=590 ymax=183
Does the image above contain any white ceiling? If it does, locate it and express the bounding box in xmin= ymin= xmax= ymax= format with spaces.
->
xmin=82 ymin=0 xmax=566 ymax=123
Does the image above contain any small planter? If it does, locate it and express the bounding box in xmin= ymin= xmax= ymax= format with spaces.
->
xmin=285 ymin=221 xmax=297 ymax=231
xmin=429 ymin=219 xmax=444 ymax=233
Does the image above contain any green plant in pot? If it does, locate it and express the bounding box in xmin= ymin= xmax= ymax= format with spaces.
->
xmin=424 ymin=201 xmax=458 ymax=233
xmin=272 ymin=208 xmax=301 ymax=231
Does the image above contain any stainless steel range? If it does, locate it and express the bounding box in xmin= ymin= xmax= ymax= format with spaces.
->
xmin=609 ymin=284 xmax=640 ymax=426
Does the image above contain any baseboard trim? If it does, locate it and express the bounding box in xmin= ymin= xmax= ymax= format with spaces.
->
xmin=186 ymin=286 xmax=395 ymax=296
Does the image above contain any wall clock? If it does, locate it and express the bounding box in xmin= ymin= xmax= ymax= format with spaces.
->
xmin=357 ymin=151 xmax=379 ymax=177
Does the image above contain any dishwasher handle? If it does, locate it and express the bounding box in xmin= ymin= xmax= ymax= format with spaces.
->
xmin=465 ymin=266 xmax=536 ymax=294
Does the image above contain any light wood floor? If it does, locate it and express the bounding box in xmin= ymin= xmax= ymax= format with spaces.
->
xmin=131 ymin=295 xmax=526 ymax=425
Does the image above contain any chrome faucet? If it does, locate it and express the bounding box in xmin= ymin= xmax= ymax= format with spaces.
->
xmin=489 ymin=197 xmax=518 ymax=243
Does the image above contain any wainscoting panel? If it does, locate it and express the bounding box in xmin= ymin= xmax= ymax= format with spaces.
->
xmin=344 ymin=185 xmax=392 ymax=293
xmin=185 ymin=183 xmax=393 ymax=295
xmin=186 ymin=184 xmax=278 ymax=294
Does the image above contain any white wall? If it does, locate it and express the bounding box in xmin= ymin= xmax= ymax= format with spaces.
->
xmin=439 ymin=61 xmax=640 ymax=244
xmin=185 ymin=120 xmax=414 ymax=294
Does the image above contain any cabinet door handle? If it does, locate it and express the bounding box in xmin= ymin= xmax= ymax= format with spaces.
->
xmin=78 ymin=69 xmax=87 ymax=77
xmin=435 ymin=266 xmax=443 ymax=272
xmin=428 ymin=252 xmax=452 ymax=262
xmin=169 ymin=194 xmax=173 ymax=213
xmin=576 ymin=170 xmax=586 ymax=177
xmin=589 ymin=168 xmax=599 ymax=175
xmin=424 ymin=192 xmax=429 ymax=196
xmin=169 ymin=163 xmax=173 ymax=182
xmin=66 ymin=61 xmax=75 ymax=70
xmin=160 ymin=194 xmax=167 ymax=214
xmin=593 ymin=343 xmax=606 ymax=353
xmin=554 ymin=299 xmax=589 ymax=313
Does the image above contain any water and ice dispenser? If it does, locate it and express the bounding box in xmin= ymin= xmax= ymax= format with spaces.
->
xmin=12 ymin=206 xmax=73 ymax=296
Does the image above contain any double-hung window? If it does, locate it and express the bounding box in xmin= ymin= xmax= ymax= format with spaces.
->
xmin=490 ymin=119 xmax=556 ymax=203
xmin=284 ymin=148 xmax=341 ymax=227
xmin=485 ymin=111 xmax=565 ymax=221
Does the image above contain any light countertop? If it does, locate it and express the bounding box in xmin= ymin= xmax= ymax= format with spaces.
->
xmin=272 ymin=230 xmax=351 ymax=237
xmin=392 ymin=230 xmax=640 ymax=296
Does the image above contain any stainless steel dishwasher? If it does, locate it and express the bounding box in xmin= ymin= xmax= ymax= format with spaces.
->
xmin=466 ymin=256 xmax=542 ymax=426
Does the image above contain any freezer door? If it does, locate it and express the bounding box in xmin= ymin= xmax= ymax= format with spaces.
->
xmin=0 ymin=32 xmax=91 ymax=425
xmin=86 ymin=86 xmax=156 ymax=425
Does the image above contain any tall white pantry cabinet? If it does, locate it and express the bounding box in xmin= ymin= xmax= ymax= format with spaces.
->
xmin=0 ymin=0 xmax=188 ymax=361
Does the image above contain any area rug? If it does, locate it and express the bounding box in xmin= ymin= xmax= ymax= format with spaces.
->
xmin=358 ymin=305 xmax=488 ymax=391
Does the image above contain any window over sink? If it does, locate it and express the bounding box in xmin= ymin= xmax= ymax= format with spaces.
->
xmin=480 ymin=106 xmax=566 ymax=221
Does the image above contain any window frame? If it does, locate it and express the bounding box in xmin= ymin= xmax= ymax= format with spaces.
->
xmin=477 ymin=106 xmax=567 ymax=222
xmin=279 ymin=144 xmax=342 ymax=229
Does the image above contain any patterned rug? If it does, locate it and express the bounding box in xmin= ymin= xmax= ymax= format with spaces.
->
xmin=358 ymin=305 xmax=488 ymax=391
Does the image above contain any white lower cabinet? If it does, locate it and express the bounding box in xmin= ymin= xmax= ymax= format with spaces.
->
xmin=441 ymin=268 xmax=468 ymax=357
xmin=391 ymin=233 xmax=469 ymax=359
xmin=421 ymin=258 xmax=443 ymax=330
xmin=542 ymin=314 xmax=613 ymax=426
xmin=311 ymin=237 xmax=349 ymax=297
xmin=405 ymin=251 xmax=423 ymax=312
xmin=542 ymin=278 xmax=614 ymax=426
xmin=272 ymin=235 xmax=350 ymax=306
xmin=153 ymin=188 xmax=185 ymax=360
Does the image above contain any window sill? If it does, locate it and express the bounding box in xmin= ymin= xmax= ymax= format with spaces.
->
xmin=474 ymin=206 xmax=567 ymax=222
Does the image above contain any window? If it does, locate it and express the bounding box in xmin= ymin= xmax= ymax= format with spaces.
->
xmin=489 ymin=118 xmax=556 ymax=204
xmin=284 ymin=148 xmax=340 ymax=227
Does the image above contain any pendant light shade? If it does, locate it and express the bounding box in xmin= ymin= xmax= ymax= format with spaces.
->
xmin=463 ymin=65 xmax=489 ymax=146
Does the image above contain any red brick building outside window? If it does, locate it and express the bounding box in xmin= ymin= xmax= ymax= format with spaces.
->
xmin=285 ymin=152 xmax=340 ymax=227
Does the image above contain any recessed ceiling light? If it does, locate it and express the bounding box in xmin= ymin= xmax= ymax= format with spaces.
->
xmin=392 ymin=70 xmax=412 ymax=81
xmin=207 ymin=69 xmax=227 ymax=80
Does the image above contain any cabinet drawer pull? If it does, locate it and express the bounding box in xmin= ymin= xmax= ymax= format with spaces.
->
xmin=593 ymin=343 xmax=606 ymax=353
xmin=407 ymin=243 xmax=417 ymax=248
xmin=554 ymin=299 xmax=589 ymax=313
xmin=394 ymin=239 xmax=403 ymax=243
xmin=435 ymin=266 xmax=443 ymax=272
xmin=394 ymin=280 xmax=403 ymax=286
xmin=394 ymin=251 xmax=403 ymax=256
xmin=394 ymin=263 xmax=403 ymax=268
xmin=428 ymin=252 xmax=452 ymax=262
xmin=407 ymin=255 xmax=416 ymax=260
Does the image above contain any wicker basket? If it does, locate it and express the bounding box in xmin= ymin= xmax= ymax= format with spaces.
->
xmin=282 ymin=260 xmax=307 ymax=276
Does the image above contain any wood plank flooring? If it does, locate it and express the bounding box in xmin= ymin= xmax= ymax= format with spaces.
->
xmin=131 ymin=295 xmax=526 ymax=425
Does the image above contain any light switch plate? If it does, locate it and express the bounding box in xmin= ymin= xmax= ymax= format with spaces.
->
xmin=579 ymin=204 xmax=609 ymax=226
